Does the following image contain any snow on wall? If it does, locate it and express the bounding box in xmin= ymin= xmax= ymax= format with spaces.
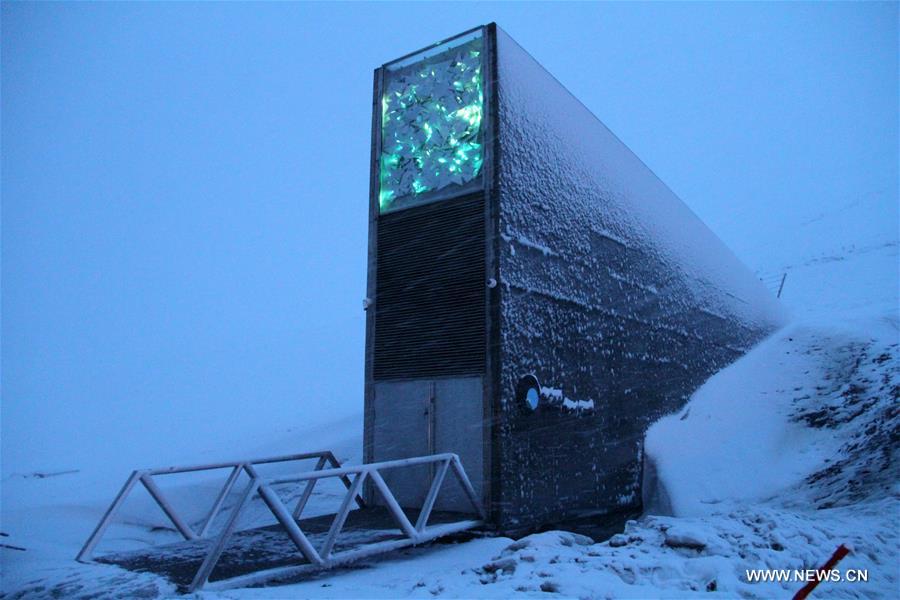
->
xmin=492 ymin=25 xmax=785 ymax=531
xmin=494 ymin=27 xmax=783 ymax=329
xmin=539 ymin=385 xmax=595 ymax=411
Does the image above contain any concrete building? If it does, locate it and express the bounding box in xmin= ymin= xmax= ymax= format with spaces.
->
xmin=363 ymin=23 xmax=784 ymax=534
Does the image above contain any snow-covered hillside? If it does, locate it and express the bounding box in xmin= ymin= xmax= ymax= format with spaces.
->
xmin=2 ymin=226 xmax=897 ymax=598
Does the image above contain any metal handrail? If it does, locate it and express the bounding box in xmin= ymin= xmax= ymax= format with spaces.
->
xmin=268 ymin=452 xmax=463 ymax=484
xmin=76 ymin=451 xmax=484 ymax=593
xmin=75 ymin=450 xmax=362 ymax=563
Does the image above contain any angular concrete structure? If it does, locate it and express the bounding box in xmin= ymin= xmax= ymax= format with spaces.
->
xmin=363 ymin=24 xmax=784 ymax=534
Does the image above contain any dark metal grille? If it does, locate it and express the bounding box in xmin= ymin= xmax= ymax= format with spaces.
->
xmin=374 ymin=193 xmax=486 ymax=379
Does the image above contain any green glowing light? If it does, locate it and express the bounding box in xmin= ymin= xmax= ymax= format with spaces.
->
xmin=378 ymin=32 xmax=484 ymax=212
xmin=454 ymin=104 xmax=482 ymax=127
xmin=379 ymin=189 xmax=395 ymax=209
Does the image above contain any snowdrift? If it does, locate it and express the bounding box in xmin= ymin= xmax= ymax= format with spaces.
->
xmin=644 ymin=319 xmax=899 ymax=518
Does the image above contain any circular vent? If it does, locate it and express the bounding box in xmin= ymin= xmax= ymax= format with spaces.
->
xmin=516 ymin=374 xmax=541 ymax=412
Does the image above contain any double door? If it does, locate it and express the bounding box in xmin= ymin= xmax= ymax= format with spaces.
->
xmin=371 ymin=376 xmax=484 ymax=513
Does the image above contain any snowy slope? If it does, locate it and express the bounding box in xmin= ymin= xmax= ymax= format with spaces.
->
xmin=2 ymin=210 xmax=897 ymax=597
xmin=644 ymin=319 xmax=898 ymax=517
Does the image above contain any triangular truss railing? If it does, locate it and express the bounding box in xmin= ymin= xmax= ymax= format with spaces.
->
xmin=76 ymin=451 xmax=484 ymax=592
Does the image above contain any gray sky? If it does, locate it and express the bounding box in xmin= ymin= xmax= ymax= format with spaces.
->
xmin=3 ymin=2 xmax=897 ymax=473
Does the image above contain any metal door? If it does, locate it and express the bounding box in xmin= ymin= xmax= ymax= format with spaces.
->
xmin=372 ymin=377 xmax=484 ymax=513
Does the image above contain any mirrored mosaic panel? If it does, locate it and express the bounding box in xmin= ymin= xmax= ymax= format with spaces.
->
xmin=379 ymin=31 xmax=485 ymax=213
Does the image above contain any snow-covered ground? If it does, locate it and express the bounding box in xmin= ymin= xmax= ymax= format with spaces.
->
xmin=2 ymin=217 xmax=897 ymax=599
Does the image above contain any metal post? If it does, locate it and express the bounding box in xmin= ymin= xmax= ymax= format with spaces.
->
xmin=198 ymin=465 xmax=243 ymax=538
xmin=188 ymin=479 xmax=259 ymax=593
xmin=777 ymin=273 xmax=787 ymax=299
xmin=368 ymin=469 xmax=418 ymax=540
xmin=257 ymin=484 xmax=323 ymax=566
xmin=325 ymin=451 xmax=366 ymax=509
xmin=449 ymin=455 xmax=486 ymax=519
xmin=320 ymin=472 xmax=367 ymax=558
xmin=292 ymin=456 xmax=327 ymax=520
xmin=76 ymin=470 xmax=142 ymax=561
xmin=139 ymin=474 xmax=197 ymax=541
xmin=415 ymin=458 xmax=450 ymax=532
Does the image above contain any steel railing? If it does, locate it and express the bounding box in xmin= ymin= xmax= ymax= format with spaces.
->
xmin=76 ymin=450 xmax=484 ymax=592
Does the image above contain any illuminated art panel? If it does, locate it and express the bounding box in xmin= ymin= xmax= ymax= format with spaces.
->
xmin=379 ymin=30 xmax=485 ymax=213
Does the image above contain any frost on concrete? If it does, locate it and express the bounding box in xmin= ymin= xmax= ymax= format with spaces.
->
xmin=492 ymin=26 xmax=785 ymax=531
xmin=494 ymin=28 xmax=782 ymax=329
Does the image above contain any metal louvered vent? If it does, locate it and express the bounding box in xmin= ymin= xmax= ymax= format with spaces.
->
xmin=374 ymin=193 xmax=486 ymax=380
